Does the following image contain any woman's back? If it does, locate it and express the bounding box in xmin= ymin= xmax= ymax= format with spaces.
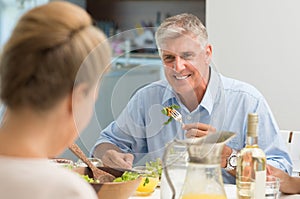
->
xmin=0 ymin=157 xmax=97 ymax=199
xmin=0 ymin=1 xmax=111 ymax=198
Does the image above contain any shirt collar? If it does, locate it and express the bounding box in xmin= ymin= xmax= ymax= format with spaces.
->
xmin=162 ymin=83 xmax=179 ymax=106
xmin=201 ymin=67 xmax=219 ymax=115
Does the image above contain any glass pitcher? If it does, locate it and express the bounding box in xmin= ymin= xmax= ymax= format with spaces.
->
xmin=160 ymin=142 xmax=188 ymax=199
xmin=161 ymin=131 xmax=235 ymax=199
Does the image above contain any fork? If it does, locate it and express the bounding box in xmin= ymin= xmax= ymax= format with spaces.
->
xmin=170 ymin=109 xmax=184 ymax=125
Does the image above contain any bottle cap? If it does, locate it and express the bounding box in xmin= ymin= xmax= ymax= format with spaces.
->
xmin=247 ymin=113 xmax=258 ymax=137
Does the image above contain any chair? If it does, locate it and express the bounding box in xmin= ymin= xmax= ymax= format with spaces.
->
xmin=280 ymin=130 xmax=300 ymax=176
xmin=290 ymin=131 xmax=300 ymax=176
xmin=280 ymin=130 xmax=292 ymax=146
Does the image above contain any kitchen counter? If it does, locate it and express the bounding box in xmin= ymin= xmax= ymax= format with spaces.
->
xmin=96 ymin=56 xmax=164 ymax=130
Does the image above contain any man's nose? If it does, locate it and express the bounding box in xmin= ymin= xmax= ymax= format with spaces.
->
xmin=173 ymin=57 xmax=185 ymax=71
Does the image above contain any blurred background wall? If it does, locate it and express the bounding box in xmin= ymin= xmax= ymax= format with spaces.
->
xmin=206 ymin=0 xmax=300 ymax=131
xmin=0 ymin=0 xmax=49 ymax=48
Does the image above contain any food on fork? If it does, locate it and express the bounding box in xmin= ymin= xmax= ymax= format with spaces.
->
xmin=161 ymin=104 xmax=180 ymax=125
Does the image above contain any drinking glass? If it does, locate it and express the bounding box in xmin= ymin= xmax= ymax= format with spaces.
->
xmin=265 ymin=176 xmax=280 ymax=199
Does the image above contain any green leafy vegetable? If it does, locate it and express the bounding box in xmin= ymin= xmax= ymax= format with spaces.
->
xmin=143 ymin=177 xmax=150 ymax=186
xmin=63 ymin=164 xmax=74 ymax=170
xmin=145 ymin=158 xmax=162 ymax=179
xmin=113 ymin=159 xmax=162 ymax=187
xmin=113 ymin=171 xmax=151 ymax=186
xmin=161 ymin=104 xmax=180 ymax=125
xmin=113 ymin=171 xmax=140 ymax=182
xmin=81 ymin=174 xmax=100 ymax=183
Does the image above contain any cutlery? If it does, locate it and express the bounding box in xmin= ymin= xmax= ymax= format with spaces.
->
xmin=169 ymin=109 xmax=184 ymax=125
xmin=69 ymin=143 xmax=115 ymax=183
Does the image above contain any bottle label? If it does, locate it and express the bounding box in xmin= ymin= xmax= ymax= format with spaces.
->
xmin=254 ymin=170 xmax=266 ymax=199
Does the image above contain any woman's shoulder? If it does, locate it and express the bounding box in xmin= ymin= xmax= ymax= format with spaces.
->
xmin=0 ymin=158 xmax=98 ymax=199
xmin=45 ymin=164 xmax=98 ymax=198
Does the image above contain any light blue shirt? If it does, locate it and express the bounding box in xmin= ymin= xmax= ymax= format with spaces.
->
xmin=91 ymin=68 xmax=292 ymax=184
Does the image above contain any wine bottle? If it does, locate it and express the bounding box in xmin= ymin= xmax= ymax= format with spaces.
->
xmin=236 ymin=113 xmax=266 ymax=199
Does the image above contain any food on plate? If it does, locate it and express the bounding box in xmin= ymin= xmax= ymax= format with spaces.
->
xmin=133 ymin=166 xmax=159 ymax=196
xmin=135 ymin=174 xmax=159 ymax=195
xmin=161 ymin=104 xmax=180 ymax=125
xmin=113 ymin=170 xmax=152 ymax=187
xmin=113 ymin=160 xmax=161 ymax=196
xmin=145 ymin=158 xmax=162 ymax=179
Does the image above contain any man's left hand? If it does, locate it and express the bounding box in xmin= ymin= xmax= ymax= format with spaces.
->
xmin=182 ymin=122 xmax=216 ymax=138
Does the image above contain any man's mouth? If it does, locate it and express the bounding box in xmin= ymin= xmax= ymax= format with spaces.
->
xmin=174 ymin=74 xmax=191 ymax=80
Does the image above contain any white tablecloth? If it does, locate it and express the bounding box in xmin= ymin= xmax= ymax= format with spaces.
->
xmin=129 ymin=184 xmax=300 ymax=199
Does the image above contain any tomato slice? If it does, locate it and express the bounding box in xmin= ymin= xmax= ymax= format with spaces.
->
xmin=166 ymin=107 xmax=172 ymax=117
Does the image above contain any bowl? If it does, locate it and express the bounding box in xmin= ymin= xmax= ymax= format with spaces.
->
xmin=74 ymin=166 xmax=142 ymax=199
xmin=49 ymin=158 xmax=74 ymax=169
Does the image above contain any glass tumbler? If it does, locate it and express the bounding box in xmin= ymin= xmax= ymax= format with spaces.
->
xmin=265 ymin=176 xmax=280 ymax=199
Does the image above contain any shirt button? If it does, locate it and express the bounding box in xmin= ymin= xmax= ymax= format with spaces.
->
xmin=186 ymin=115 xmax=192 ymax=120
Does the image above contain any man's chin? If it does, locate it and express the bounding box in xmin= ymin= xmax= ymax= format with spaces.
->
xmin=173 ymin=85 xmax=195 ymax=95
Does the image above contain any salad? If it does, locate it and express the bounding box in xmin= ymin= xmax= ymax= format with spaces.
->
xmin=145 ymin=158 xmax=162 ymax=179
xmin=161 ymin=104 xmax=180 ymax=125
xmin=113 ymin=158 xmax=162 ymax=187
xmin=113 ymin=171 xmax=140 ymax=183
xmin=80 ymin=174 xmax=100 ymax=183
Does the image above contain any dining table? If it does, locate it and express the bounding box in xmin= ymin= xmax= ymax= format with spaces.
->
xmin=129 ymin=184 xmax=300 ymax=199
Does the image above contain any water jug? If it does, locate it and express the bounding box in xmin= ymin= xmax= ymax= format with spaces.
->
xmin=161 ymin=131 xmax=235 ymax=199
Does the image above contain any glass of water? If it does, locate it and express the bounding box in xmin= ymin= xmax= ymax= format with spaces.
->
xmin=265 ymin=176 xmax=280 ymax=199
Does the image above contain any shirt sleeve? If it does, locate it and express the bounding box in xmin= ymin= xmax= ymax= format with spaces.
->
xmin=223 ymin=79 xmax=293 ymax=184
xmin=256 ymin=97 xmax=293 ymax=174
xmin=90 ymin=90 xmax=148 ymax=157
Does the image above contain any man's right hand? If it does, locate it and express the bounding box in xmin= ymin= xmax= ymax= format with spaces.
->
xmin=93 ymin=143 xmax=134 ymax=169
xmin=101 ymin=149 xmax=134 ymax=169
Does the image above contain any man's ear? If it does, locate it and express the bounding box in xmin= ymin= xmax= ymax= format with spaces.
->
xmin=205 ymin=44 xmax=213 ymax=64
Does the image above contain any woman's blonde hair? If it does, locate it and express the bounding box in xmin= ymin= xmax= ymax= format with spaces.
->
xmin=0 ymin=1 xmax=111 ymax=110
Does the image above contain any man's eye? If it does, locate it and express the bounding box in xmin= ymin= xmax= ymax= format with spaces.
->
xmin=181 ymin=53 xmax=193 ymax=60
xmin=163 ymin=56 xmax=175 ymax=63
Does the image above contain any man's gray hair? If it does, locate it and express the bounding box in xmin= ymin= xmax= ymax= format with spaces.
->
xmin=155 ymin=13 xmax=208 ymax=53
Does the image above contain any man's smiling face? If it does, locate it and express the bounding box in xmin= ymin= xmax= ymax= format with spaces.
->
xmin=161 ymin=34 xmax=212 ymax=97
